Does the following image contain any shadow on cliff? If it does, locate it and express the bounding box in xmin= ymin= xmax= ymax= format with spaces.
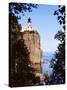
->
xmin=10 ymin=30 xmax=40 ymax=87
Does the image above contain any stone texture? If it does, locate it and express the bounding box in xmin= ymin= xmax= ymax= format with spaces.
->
xmin=21 ymin=31 xmax=41 ymax=73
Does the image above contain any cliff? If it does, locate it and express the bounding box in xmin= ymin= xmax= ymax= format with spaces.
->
xmin=21 ymin=31 xmax=41 ymax=72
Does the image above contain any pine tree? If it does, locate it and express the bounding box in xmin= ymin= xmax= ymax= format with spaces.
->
xmin=50 ymin=6 xmax=65 ymax=84
xmin=9 ymin=3 xmax=38 ymax=87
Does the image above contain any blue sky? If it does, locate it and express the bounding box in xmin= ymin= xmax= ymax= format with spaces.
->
xmin=19 ymin=4 xmax=59 ymax=53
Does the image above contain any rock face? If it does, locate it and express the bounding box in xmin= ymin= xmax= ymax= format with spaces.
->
xmin=21 ymin=31 xmax=41 ymax=73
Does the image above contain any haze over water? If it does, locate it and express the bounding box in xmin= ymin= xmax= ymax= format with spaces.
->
xmin=42 ymin=52 xmax=54 ymax=76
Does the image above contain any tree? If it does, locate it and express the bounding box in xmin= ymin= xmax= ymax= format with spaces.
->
xmin=11 ymin=35 xmax=36 ymax=86
xmin=9 ymin=2 xmax=38 ymax=33
xmin=9 ymin=2 xmax=38 ymax=87
xmin=9 ymin=2 xmax=38 ymax=17
xmin=46 ymin=6 xmax=65 ymax=85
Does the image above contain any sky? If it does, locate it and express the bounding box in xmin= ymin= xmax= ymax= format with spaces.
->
xmin=19 ymin=4 xmax=60 ymax=53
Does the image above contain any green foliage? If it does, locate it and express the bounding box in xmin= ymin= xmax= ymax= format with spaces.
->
xmin=46 ymin=6 xmax=65 ymax=85
xmin=9 ymin=3 xmax=38 ymax=87
xmin=10 ymin=19 xmax=36 ymax=86
xmin=9 ymin=2 xmax=38 ymax=17
xmin=52 ymin=6 xmax=65 ymax=84
xmin=11 ymin=36 xmax=36 ymax=86
xmin=54 ymin=6 xmax=65 ymax=30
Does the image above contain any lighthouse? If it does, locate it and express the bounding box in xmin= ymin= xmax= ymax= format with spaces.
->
xmin=20 ymin=18 xmax=44 ymax=83
xmin=20 ymin=18 xmax=33 ymax=32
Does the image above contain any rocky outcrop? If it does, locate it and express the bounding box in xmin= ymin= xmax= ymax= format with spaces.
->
xmin=21 ymin=31 xmax=41 ymax=73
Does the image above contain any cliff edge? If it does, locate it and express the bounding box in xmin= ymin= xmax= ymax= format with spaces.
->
xmin=21 ymin=31 xmax=41 ymax=73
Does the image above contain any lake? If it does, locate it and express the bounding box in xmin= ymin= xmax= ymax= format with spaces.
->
xmin=42 ymin=52 xmax=54 ymax=76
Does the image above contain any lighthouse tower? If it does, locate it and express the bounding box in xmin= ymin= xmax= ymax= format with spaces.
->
xmin=27 ymin=18 xmax=32 ymax=31
xmin=20 ymin=18 xmax=33 ymax=32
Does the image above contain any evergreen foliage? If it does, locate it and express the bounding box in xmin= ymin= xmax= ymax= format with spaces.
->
xmin=46 ymin=6 xmax=65 ymax=85
xmin=9 ymin=3 xmax=38 ymax=87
